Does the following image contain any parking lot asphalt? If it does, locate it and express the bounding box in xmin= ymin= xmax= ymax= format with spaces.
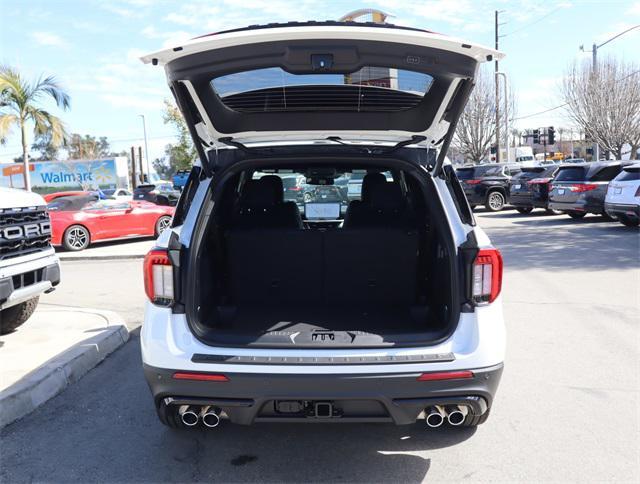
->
xmin=1 ymin=210 xmax=638 ymax=482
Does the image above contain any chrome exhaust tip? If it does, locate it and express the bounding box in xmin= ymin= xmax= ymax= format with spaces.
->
xmin=201 ymin=406 xmax=221 ymax=428
xmin=178 ymin=405 xmax=199 ymax=427
xmin=425 ymin=405 xmax=446 ymax=428
xmin=447 ymin=405 xmax=468 ymax=426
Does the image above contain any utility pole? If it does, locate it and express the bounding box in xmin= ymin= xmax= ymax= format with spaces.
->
xmin=496 ymin=72 xmax=510 ymax=163
xmin=139 ymin=114 xmax=151 ymax=178
xmin=138 ymin=146 xmax=145 ymax=183
xmin=130 ymin=146 xmax=137 ymax=189
xmin=494 ymin=10 xmax=500 ymax=164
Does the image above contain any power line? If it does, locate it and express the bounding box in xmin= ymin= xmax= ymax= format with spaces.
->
xmin=513 ymin=69 xmax=639 ymax=121
xmin=502 ymin=6 xmax=564 ymax=37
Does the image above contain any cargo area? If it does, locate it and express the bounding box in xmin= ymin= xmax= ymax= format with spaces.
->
xmin=186 ymin=161 xmax=458 ymax=348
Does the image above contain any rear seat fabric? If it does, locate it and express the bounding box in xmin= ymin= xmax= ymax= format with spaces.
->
xmin=226 ymin=228 xmax=418 ymax=305
xmin=344 ymin=174 xmax=411 ymax=228
xmin=233 ymin=175 xmax=303 ymax=229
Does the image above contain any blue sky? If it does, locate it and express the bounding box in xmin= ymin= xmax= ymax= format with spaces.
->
xmin=1 ymin=0 xmax=639 ymax=162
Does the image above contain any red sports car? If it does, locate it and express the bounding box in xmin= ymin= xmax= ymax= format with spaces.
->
xmin=48 ymin=196 xmax=175 ymax=251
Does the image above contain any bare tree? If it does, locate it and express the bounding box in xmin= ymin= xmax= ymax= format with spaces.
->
xmin=453 ymin=71 xmax=515 ymax=164
xmin=562 ymin=58 xmax=640 ymax=159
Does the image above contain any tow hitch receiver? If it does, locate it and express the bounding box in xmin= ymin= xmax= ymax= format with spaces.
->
xmin=314 ymin=402 xmax=334 ymax=418
xmin=274 ymin=400 xmax=341 ymax=418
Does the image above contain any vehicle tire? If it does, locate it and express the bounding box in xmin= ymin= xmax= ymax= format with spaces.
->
xmin=619 ymin=215 xmax=639 ymax=227
xmin=0 ymin=297 xmax=39 ymax=335
xmin=63 ymin=225 xmax=90 ymax=251
xmin=463 ymin=408 xmax=491 ymax=427
xmin=516 ymin=207 xmax=533 ymax=214
xmin=155 ymin=215 xmax=172 ymax=236
xmin=485 ymin=191 xmax=506 ymax=212
xmin=567 ymin=211 xmax=586 ymax=219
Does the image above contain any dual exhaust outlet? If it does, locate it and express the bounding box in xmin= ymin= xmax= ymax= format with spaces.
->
xmin=425 ymin=405 xmax=469 ymax=428
xmin=178 ymin=405 xmax=221 ymax=428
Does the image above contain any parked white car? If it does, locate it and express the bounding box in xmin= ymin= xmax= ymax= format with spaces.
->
xmin=140 ymin=22 xmax=505 ymax=430
xmin=103 ymin=188 xmax=132 ymax=201
xmin=605 ymin=163 xmax=640 ymax=227
xmin=0 ymin=187 xmax=60 ymax=334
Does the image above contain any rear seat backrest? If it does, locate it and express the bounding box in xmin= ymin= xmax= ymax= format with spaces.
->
xmin=233 ymin=175 xmax=303 ymax=229
xmin=226 ymin=228 xmax=418 ymax=306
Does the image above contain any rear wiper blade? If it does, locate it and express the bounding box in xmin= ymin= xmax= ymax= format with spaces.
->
xmin=326 ymin=135 xmax=427 ymax=154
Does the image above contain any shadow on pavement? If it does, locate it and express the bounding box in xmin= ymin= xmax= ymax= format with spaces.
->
xmin=0 ymin=332 xmax=476 ymax=483
xmin=483 ymin=214 xmax=638 ymax=271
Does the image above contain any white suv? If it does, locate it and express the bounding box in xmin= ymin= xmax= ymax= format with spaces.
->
xmin=140 ymin=22 xmax=505 ymax=429
xmin=605 ymin=163 xmax=640 ymax=227
xmin=1 ymin=187 xmax=60 ymax=334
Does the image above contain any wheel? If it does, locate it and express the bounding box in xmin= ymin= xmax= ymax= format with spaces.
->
xmin=0 ymin=297 xmax=39 ymax=335
xmin=63 ymin=225 xmax=90 ymax=251
xmin=516 ymin=207 xmax=533 ymax=214
xmin=619 ymin=215 xmax=639 ymax=227
xmin=567 ymin=211 xmax=586 ymax=219
xmin=485 ymin=191 xmax=506 ymax=212
xmin=155 ymin=215 xmax=172 ymax=236
xmin=546 ymin=208 xmax=563 ymax=215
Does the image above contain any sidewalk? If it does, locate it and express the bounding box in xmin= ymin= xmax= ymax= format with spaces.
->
xmin=0 ymin=306 xmax=129 ymax=428
xmin=56 ymin=238 xmax=155 ymax=261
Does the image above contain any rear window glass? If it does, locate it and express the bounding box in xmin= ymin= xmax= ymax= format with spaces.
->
xmin=211 ymin=67 xmax=434 ymax=113
xmin=513 ymin=167 xmax=545 ymax=180
xmin=554 ymin=167 xmax=586 ymax=181
xmin=590 ymin=165 xmax=622 ymax=181
xmin=615 ymin=167 xmax=640 ymax=181
xmin=456 ymin=165 xmax=504 ymax=179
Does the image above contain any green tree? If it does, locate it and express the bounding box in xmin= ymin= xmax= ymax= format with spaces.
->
xmin=0 ymin=65 xmax=70 ymax=190
xmin=67 ymin=133 xmax=117 ymax=159
xmin=153 ymin=99 xmax=196 ymax=178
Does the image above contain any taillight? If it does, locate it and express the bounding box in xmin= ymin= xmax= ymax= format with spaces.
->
xmin=288 ymin=186 xmax=303 ymax=191
xmin=465 ymin=179 xmax=481 ymax=185
xmin=143 ymin=249 xmax=174 ymax=305
xmin=569 ymin=183 xmax=598 ymax=192
xmin=472 ymin=248 xmax=503 ymax=304
xmin=528 ymin=177 xmax=552 ymax=185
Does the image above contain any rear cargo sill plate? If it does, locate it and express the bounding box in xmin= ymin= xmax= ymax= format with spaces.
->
xmin=191 ymin=353 xmax=455 ymax=365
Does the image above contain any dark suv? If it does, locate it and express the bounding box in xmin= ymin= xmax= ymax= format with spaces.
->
xmin=133 ymin=183 xmax=180 ymax=206
xmin=456 ymin=163 xmax=522 ymax=212
xmin=548 ymin=161 xmax=629 ymax=219
xmin=509 ymin=165 xmax=560 ymax=214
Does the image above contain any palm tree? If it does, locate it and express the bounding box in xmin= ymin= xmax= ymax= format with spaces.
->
xmin=0 ymin=66 xmax=70 ymax=190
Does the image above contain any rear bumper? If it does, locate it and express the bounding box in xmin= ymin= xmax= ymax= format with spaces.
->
xmin=548 ymin=200 xmax=604 ymax=214
xmin=144 ymin=362 xmax=503 ymax=425
xmin=509 ymin=194 xmax=548 ymax=209
xmin=605 ymin=202 xmax=639 ymax=218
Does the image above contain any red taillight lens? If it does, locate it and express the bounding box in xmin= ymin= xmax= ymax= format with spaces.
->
xmin=417 ymin=370 xmax=474 ymax=381
xmin=143 ymin=249 xmax=174 ymax=304
xmin=172 ymin=372 xmax=229 ymax=382
xmin=569 ymin=183 xmax=598 ymax=192
xmin=528 ymin=177 xmax=552 ymax=185
xmin=472 ymin=248 xmax=503 ymax=304
xmin=465 ymin=179 xmax=481 ymax=185
xmin=288 ymin=186 xmax=303 ymax=191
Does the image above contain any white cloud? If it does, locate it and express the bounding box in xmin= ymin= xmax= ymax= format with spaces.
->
xmin=31 ymin=31 xmax=67 ymax=47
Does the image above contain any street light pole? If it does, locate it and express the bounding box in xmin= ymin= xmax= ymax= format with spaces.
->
xmin=138 ymin=114 xmax=151 ymax=182
xmin=496 ymin=72 xmax=510 ymax=163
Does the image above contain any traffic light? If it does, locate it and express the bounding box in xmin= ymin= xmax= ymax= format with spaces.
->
xmin=547 ymin=126 xmax=555 ymax=145
xmin=532 ymin=129 xmax=540 ymax=144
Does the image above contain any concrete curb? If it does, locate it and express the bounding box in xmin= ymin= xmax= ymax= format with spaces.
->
xmin=57 ymin=254 xmax=145 ymax=261
xmin=0 ymin=309 xmax=129 ymax=428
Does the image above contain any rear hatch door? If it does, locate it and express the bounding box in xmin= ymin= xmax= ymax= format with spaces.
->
xmin=141 ymin=22 xmax=502 ymax=175
xmin=550 ymin=165 xmax=588 ymax=205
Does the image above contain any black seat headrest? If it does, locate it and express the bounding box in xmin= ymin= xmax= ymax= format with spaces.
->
xmin=240 ymin=176 xmax=284 ymax=206
xmin=367 ymin=181 xmax=404 ymax=210
xmin=361 ymin=173 xmax=388 ymax=202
